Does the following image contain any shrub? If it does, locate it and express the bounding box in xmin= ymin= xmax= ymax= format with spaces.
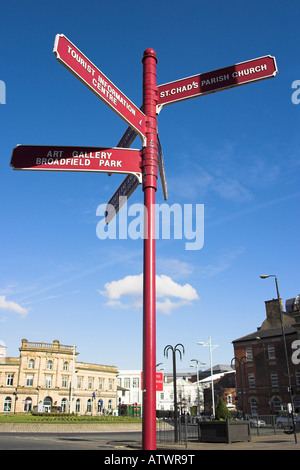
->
xmin=215 ymin=398 xmax=231 ymax=421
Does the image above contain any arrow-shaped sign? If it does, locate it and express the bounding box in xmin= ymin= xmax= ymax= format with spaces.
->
xmin=157 ymin=55 xmax=278 ymax=112
xmin=53 ymin=34 xmax=147 ymax=145
xmin=10 ymin=145 xmax=142 ymax=182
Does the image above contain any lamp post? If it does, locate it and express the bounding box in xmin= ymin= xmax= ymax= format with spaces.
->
xmin=190 ymin=359 xmax=206 ymax=416
xmin=164 ymin=343 xmax=185 ymax=442
xmin=231 ymin=356 xmax=247 ymax=420
xmin=260 ymin=274 xmax=297 ymax=444
xmin=198 ymin=337 xmax=218 ymax=417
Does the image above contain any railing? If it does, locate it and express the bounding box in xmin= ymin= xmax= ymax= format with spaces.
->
xmin=21 ymin=340 xmax=74 ymax=351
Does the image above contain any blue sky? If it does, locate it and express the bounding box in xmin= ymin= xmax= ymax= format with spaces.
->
xmin=1 ymin=0 xmax=299 ymax=373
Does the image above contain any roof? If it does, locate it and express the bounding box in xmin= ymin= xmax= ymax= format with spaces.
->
xmin=232 ymin=325 xmax=296 ymax=344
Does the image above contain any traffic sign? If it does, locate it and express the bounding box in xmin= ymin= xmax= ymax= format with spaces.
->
xmin=157 ymin=55 xmax=278 ymax=111
xmin=10 ymin=145 xmax=142 ymax=182
xmin=53 ymin=34 xmax=147 ymax=145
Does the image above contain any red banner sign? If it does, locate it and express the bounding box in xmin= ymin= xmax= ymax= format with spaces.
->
xmin=141 ymin=372 xmax=163 ymax=392
xmin=10 ymin=145 xmax=142 ymax=182
xmin=53 ymin=34 xmax=147 ymax=144
xmin=157 ymin=55 xmax=277 ymax=110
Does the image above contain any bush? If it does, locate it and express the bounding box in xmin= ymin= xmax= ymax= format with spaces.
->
xmin=215 ymin=398 xmax=231 ymax=421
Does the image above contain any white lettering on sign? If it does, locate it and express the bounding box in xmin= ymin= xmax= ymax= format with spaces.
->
xmin=99 ymin=160 xmax=122 ymax=168
xmin=159 ymin=63 xmax=270 ymax=98
xmin=291 ymin=340 xmax=300 ymax=365
xmin=159 ymin=81 xmax=198 ymax=98
xmin=67 ymin=45 xmax=96 ymax=76
xmin=64 ymin=44 xmax=137 ymax=118
xmin=231 ymin=64 xmax=267 ymax=78
xmin=36 ymin=157 xmax=91 ymax=166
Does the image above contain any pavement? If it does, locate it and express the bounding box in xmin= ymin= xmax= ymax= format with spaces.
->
xmin=0 ymin=423 xmax=299 ymax=450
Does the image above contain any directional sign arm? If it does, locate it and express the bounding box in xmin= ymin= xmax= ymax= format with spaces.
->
xmin=53 ymin=34 xmax=147 ymax=145
xmin=157 ymin=55 xmax=278 ymax=112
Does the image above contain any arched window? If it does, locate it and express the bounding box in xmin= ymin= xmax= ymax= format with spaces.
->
xmin=47 ymin=360 xmax=53 ymax=370
xmin=249 ymin=398 xmax=258 ymax=415
xmin=43 ymin=396 xmax=52 ymax=412
xmin=108 ymin=399 xmax=112 ymax=412
xmin=271 ymin=396 xmax=282 ymax=413
xmin=28 ymin=359 xmax=35 ymax=369
xmin=97 ymin=399 xmax=103 ymax=413
xmin=61 ymin=398 xmax=68 ymax=413
xmin=63 ymin=361 xmax=69 ymax=371
xmin=87 ymin=399 xmax=92 ymax=413
xmin=76 ymin=399 xmax=81 ymax=413
xmin=24 ymin=397 xmax=32 ymax=412
xmin=3 ymin=397 xmax=12 ymax=412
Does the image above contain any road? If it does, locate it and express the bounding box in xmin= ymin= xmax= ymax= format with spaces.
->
xmin=0 ymin=431 xmax=142 ymax=450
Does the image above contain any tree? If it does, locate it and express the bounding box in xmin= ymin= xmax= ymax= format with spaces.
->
xmin=215 ymin=398 xmax=231 ymax=420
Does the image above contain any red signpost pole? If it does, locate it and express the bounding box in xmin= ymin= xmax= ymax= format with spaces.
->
xmin=142 ymin=48 xmax=158 ymax=451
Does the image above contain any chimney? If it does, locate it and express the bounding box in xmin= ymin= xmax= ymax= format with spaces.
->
xmin=264 ymin=298 xmax=283 ymax=328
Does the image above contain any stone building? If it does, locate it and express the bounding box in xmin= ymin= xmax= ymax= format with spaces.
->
xmin=232 ymin=297 xmax=300 ymax=416
xmin=0 ymin=339 xmax=118 ymax=415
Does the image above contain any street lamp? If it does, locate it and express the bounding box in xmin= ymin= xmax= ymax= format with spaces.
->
xmin=164 ymin=343 xmax=185 ymax=442
xmin=260 ymin=274 xmax=297 ymax=444
xmin=190 ymin=359 xmax=206 ymax=416
xmin=198 ymin=337 xmax=218 ymax=417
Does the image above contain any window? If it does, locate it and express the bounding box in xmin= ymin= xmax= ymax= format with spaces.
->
xmin=248 ymin=373 xmax=255 ymax=389
xmin=24 ymin=397 xmax=32 ymax=412
xmin=77 ymin=376 xmax=82 ymax=389
xmin=109 ymin=379 xmax=113 ymax=391
xmin=28 ymin=359 xmax=35 ymax=369
xmin=87 ymin=399 xmax=92 ymax=413
xmin=3 ymin=397 xmax=12 ymax=412
xmin=270 ymin=373 xmax=279 ymax=388
xmin=63 ymin=361 xmax=69 ymax=371
xmin=88 ymin=378 xmax=93 ymax=390
xmin=246 ymin=348 xmax=253 ymax=361
xmin=98 ymin=399 xmax=103 ymax=413
xmin=61 ymin=398 xmax=67 ymax=412
xmin=62 ymin=376 xmax=68 ymax=388
xmin=47 ymin=360 xmax=53 ymax=370
xmin=124 ymin=378 xmax=130 ymax=389
xmin=108 ymin=399 xmax=112 ymax=411
xmin=6 ymin=374 xmax=14 ymax=386
xmin=26 ymin=374 xmax=34 ymax=387
xmin=132 ymin=378 xmax=139 ymax=388
xmin=76 ymin=399 xmax=81 ymax=413
xmin=249 ymin=398 xmax=258 ymax=415
xmin=267 ymin=345 xmax=276 ymax=360
xmin=99 ymin=378 xmax=104 ymax=390
xmin=271 ymin=396 xmax=282 ymax=413
xmin=45 ymin=375 xmax=52 ymax=388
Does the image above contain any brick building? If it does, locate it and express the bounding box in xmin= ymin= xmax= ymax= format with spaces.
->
xmin=0 ymin=339 xmax=118 ymax=415
xmin=232 ymin=297 xmax=300 ymax=416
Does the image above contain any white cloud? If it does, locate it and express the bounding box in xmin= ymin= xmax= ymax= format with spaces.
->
xmin=0 ymin=295 xmax=28 ymax=317
xmin=99 ymin=273 xmax=199 ymax=315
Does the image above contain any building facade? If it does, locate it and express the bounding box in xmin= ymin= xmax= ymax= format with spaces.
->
xmin=0 ymin=339 xmax=118 ymax=415
xmin=232 ymin=297 xmax=300 ymax=416
xmin=117 ymin=370 xmax=204 ymax=415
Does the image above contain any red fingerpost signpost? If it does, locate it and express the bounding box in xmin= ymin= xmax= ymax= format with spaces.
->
xmin=10 ymin=34 xmax=278 ymax=450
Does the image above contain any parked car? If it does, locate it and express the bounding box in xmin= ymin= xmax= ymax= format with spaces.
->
xmin=276 ymin=414 xmax=300 ymax=428
xmin=249 ymin=417 xmax=266 ymax=428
